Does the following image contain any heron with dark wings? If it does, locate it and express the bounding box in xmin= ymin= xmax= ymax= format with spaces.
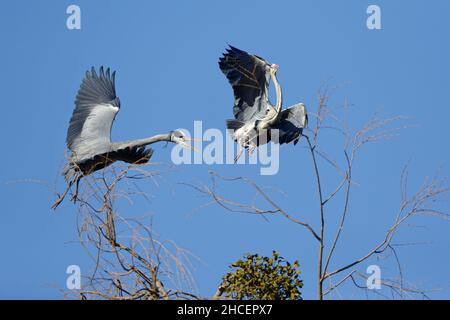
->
xmin=52 ymin=67 xmax=194 ymax=209
xmin=219 ymin=46 xmax=308 ymax=161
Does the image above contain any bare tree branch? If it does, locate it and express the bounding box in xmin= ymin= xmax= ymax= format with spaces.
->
xmin=61 ymin=164 xmax=198 ymax=300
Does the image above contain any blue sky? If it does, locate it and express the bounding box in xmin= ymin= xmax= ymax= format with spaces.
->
xmin=0 ymin=0 xmax=449 ymax=299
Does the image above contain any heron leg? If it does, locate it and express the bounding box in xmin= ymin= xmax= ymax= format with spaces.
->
xmin=71 ymin=175 xmax=82 ymax=203
xmin=234 ymin=145 xmax=244 ymax=163
xmin=51 ymin=180 xmax=73 ymax=210
xmin=249 ymin=144 xmax=257 ymax=156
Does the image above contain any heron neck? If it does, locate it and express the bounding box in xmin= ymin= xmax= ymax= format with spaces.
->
xmin=111 ymin=133 xmax=172 ymax=150
xmin=271 ymin=72 xmax=282 ymax=113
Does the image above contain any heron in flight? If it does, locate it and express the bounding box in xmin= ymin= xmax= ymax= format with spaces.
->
xmin=52 ymin=66 xmax=193 ymax=209
xmin=219 ymin=46 xmax=308 ymax=161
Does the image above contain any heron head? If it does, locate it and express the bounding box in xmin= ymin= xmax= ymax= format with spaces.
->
xmin=270 ymin=63 xmax=279 ymax=74
xmin=170 ymin=130 xmax=187 ymax=144
xmin=169 ymin=130 xmax=199 ymax=152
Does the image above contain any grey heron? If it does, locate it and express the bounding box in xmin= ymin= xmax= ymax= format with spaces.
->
xmin=219 ymin=46 xmax=308 ymax=160
xmin=52 ymin=66 xmax=192 ymax=209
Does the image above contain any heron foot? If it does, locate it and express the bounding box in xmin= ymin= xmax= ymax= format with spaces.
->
xmin=234 ymin=148 xmax=244 ymax=163
xmin=71 ymin=193 xmax=78 ymax=203
xmin=51 ymin=197 xmax=64 ymax=210
xmin=70 ymin=175 xmax=82 ymax=204
xmin=51 ymin=181 xmax=73 ymax=210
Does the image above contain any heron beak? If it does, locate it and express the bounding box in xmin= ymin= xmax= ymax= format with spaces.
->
xmin=185 ymin=137 xmax=204 ymax=142
xmin=179 ymin=141 xmax=200 ymax=153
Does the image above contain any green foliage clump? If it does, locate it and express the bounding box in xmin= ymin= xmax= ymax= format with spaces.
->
xmin=219 ymin=251 xmax=303 ymax=300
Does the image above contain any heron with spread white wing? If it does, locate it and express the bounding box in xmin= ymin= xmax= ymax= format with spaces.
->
xmin=52 ymin=67 xmax=193 ymax=209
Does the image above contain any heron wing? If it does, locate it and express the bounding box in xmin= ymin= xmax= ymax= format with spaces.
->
xmin=63 ymin=146 xmax=153 ymax=181
xmin=66 ymin=66 xmax=120 ymax=158
xmin=219 ymin=46 xmax=270 ymax=122
xmin=271 ymin=103 xmax=308 ymax=145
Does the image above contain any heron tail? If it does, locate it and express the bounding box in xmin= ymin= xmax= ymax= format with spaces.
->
xmin=226 ymin=119 xmax=246 ymax=131
xmin=226 ymin=119 xmax=247 ymax=141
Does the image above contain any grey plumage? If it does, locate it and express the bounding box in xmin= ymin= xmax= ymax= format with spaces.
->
xmin=270 ymin=103 xmax=308 ymax=145
xmin=63 ymin=145 xmax=153 ymax=181
xmin=63 ymin=66 xmax=190 ymax=182
xmin=218 ymin=46 xmax=307 ymax=155
xmin=67 ymin=66 xmax=119 ymax=152
xmin=219 ymin=45 xmax=270 ymax=122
